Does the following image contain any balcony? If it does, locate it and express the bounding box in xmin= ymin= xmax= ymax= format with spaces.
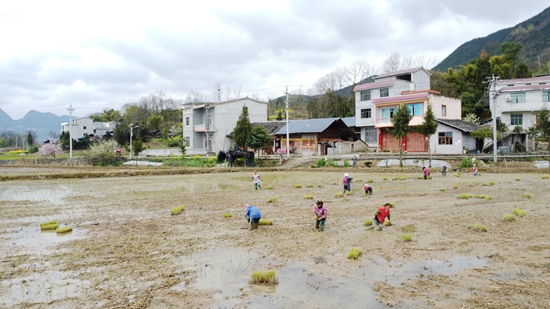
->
xmin=194 ymin=124 xmax=216 ymax=132
xmin=375 ymin=118 xmax=393 ymax=127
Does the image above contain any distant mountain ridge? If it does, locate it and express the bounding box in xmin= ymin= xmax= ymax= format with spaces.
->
xmin=433 ymin=6 xmax=550 ymax=71
xmin=0 ymin=108 xmax=72 ymax=142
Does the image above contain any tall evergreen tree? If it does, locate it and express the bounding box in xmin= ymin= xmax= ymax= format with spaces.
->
xmin=233 ymin=106 xmax=253 ymax=149
xmin=416 ymin=104 xmax=438 ymax=167
xmin=246 ymin=125 xmax=272 ymax=161
xmin=390 ymin=104 xmax=412 ymax=168
xmin=537 ymin=106 xmax=550 ymax=142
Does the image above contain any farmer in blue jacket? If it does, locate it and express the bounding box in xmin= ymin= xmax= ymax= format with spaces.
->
xmin=244 ymin=204 xmax=262 ymax=230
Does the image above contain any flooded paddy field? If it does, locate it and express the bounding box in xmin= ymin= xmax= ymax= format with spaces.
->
xmin=1 ymin=168 xmax=549 ymax=308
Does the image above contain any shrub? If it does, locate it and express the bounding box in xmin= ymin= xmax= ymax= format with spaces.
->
xmin=502 ymin=214 xmax=515 ymax=222
xmin=303 ymin=195 xmax=313 ymax=199
xmin=348 ymin=248 xmax=362 ymax=259
xmin=522 ymin=193 xmax=532 ymax=198
xmin=513 ymin=208 xmax=527 ymax=217
xmin=398 ymin=234 xmax=412 ymax=242
xmin=316 ymin=158 xmax=327 ymax=167
xmin=293 ymin=184 xmax=302 ymax=188
xmin=56 ymin=226 xmax=73 ymax=234
xmin=470 ymin=223 xmax=487 ymax=232
xmin=459 ymin=157 xmax=473 ymax=168
xmin=222 ymin=212 xmax=233 ymax=218
xmin=259 ymin=219 xmax=273 ymax=225
xmin=457 ymin=193 xmax=471 ymax=199
xmin=363 ymin=219 xmax=373 ymax=226
xmin=334 ymin=193 xmax=344 ymax=197
xmin=171 ymin=206 xmax=184 ymax=215
xmin=250 ymin=270 xmax=278 ymax=284
xmin=267 ymin=197 xmax=277 ymax=203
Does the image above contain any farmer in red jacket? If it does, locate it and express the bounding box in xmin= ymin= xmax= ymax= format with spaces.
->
xmin=368 ymin=203 xmax=391 ymax=231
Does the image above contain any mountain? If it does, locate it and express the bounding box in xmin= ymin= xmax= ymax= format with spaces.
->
xmin=0 ymin=108 xmax=71 ymax=142
xmin=433 ymin=6 xmax=550 ymax=71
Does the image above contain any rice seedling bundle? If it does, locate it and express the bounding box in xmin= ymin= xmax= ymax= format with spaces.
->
xmin=457 ymin=193 xmax=471 ymax=199
xmin=502 ymin=214 xmax=515 ymax=222
xmin=398 ymin=234 xmax=412 ymax=242
xmin=401 ymin=224 xmax=417 ymax=233
xmin=522 ymin=193 xmax=532 ymax=198
xmin=56 ymin=226 xmax=73 ymax=234
xmin=334 ymin=193 xmax=344 ymax=197
xmin=345 ymin=191 xmax=354 ymax=195
xmin=306 ymin=184 xmax=314 ymax=188
xmin=294 ymin=184 xmax=303 ymax=188
xmin=41 ymin=223 xmax=59 ymax=230
xmin=367 ymin=179 xmax=374 ymax=183
xmin=267 ymin=197 xmax=277 ymax=203
xmin=250 ymin=270 xmax=278 ymax=284
xmin=453 ymin=185 xmax=459 ymax=189
xmin=468 ymin=183 xmax=474 ymax=187
xmin=474 ymin=194 xmax=485 ymax=199
xmin=439 ymin=188 xmax=446 ymax=191
xmin=485 ymin=196 xmax=492 ymax=200
xmin=515 ymin=178 xmax=520 ymax=181
xmin=259 ymin=219 xmax=272 ymax=225
xmin=470 ymin=223 xmax=487 ymax=232
xmin=266 ymin=186 xmax=273 ymax=190
xmin=454 ymin=173 xmax=461 ymax=177
xmin=348 ymin=248 xmax=362 ymax=259
xmin=40 ymin=220 xmax=57 ymax=229
xmin=363 ymin=219 xmax=373 ymax=226
xmin=303 ymin=195 xmax=313 ymax=199
xmin=542 ymin=174 xmax=549 ymax=179
xmin=171 ymin=206 xmax=184 ymax=215
xmin=384 ymin=220 xmax=392 ymax=226
xmin=513 ymin=208 xmax=527 ymax=217
xmin=222 ymin=212 xmax=233 ymax=218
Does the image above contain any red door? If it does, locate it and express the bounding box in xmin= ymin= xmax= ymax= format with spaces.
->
xmin=406 ymin=132 xmax=428 ymax=152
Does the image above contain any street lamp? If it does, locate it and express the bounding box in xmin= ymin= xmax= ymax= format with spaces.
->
xmin=129 ymin=124 xmax=139 ymax=160
xmin=67 ymin=104 xmax=75 ymax=159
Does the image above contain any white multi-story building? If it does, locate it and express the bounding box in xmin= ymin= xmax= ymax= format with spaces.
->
xmin=353 ymin=67 xmax=463 ymax=153
xmin=494 ymin=75 xmax=550 ymax=131
xmin=61 ymin=117 xmax=117 ymax=139
xmin=183 ymin=97 xmax=268 ymax=154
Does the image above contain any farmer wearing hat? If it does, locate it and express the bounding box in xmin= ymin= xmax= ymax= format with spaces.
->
xmin=342 ymin=173 xmax=352 ymax=194
xmin=367 ymin=203 xmax=391 ymax=231
xmin=244 ymin=204 xmax=262 ymax=230
xmin=363 ymin=183 xmax=373 ymax=195
xmin=250 ymin=170 xmax=261 ymax=190
xmin=313 ymin=200 xmax=327 ymax=231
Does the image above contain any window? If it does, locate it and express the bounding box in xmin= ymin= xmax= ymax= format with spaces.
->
xmin=407 ymin=103 xmax=423 ymax=116
xmin=543 ymin=91 xmax=550 ymax=103
xmin=381 ymin=107 xmax=395 ymax=119
xmin=361 ymin=108 xmax=371 ymax=119
xmin=510 ymin=92 xmax=525 ymax=103
xmin=185 ymin=136 xmax=190 ymax=146
xmin=360 ymin=90 xmax=371 ymax=101
xmin=441 ymin=105 xmax=447 ymax=116
xmin=438 ymin=132 xmax=453 ymax=145
xmin=510 ymin=114 xmax=523 ymax=126
xmin=185 ymin=116 xmax=190 ymax=126
xmin=380 ymin=88 xmax=389 ymax=97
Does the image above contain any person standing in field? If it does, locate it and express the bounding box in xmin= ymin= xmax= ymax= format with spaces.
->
xmin=244 ymin=204 xmax=262 ymax=230
xmin=352 ymin=156 xmax=357 ymax=169
xmin=313 ymin=200 xmax=327 ymax=231
xmin=472 ymin=163 xmax=478 ymax=176
xmin=342 ymin=173 xmax=352 ymax=194
xmin=250 ymin=170 xmax=261 ymax=190
xmin=367 ymin=203 xmax=391 ymax=231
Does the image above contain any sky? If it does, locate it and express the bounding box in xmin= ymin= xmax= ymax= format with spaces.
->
xmin=1 ymin=1 xmax=549 ymax=120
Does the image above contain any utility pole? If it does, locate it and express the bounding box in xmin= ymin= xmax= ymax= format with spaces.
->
xmin=67 ymin=104 xmax=75 ymax=159
xmin=129 ymin=124 xmax=138 ymax=160
xmin=181 ymin=103 xmax=185 ymax=154
xmin=285 ymin=86 xmax=290 ymax=160
xmin=487 ymin=74 xmax=500 ymax=163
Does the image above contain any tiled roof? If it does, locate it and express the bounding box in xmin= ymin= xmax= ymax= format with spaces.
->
xmin=435 ymin=118 xmax=481 ymax=133
xmin=499 ymin=85 xmax=550 ymax=92
xmin=353 ymin=80 xmax=395 ymax=92
xmin=498 ymin=75 xmax=550 ymax=85
xmin=275 ymin=118 xmax=344 ymax=135
xmin=376 ymin=67 xmax=427 ymax=79
xmin=253 ymin=121 xmax=287 ymax=135
xmin=372 ymin=92 xmax=429 ymax=104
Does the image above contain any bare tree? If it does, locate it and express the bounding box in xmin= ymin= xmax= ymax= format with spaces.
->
xmin=382 ymin=52 xmax=402 ymax=73
xmin=49 ymin=130 xmax=59 ymax=140
xmin=185 ymin=91 xmax=209 ymax=103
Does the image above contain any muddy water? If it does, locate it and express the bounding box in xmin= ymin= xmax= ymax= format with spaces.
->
xmin=0 ymin=185 xmax=72 ymax=205
xmin=7 ymin=226 xmax=87 ymax=249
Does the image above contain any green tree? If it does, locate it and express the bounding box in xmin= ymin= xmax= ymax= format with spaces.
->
xmin=277 ymin=110 xmax=283 ymax=121
xmin=92 ymin=109 xmax=123 ymax=122
xmin=233 ymin=106 xmax=252 ymax=149
xmin=85 ymin=140 xmax=124 ymax=166
xmin=132 ymin=135 xmax=146 ymax=157
xmin=390 ymin=103 xmax=412 ymax=168
xmin=147 ymin=114 xmax=163 ymax=130
xmin=536 ymin=106 xmax=550 ymax=141
xmin=471 ymin=125 xmax=502 ymax=152
xmin=415 ymin=104 xmax=438 ymax=167
xmin=246 ymin=125 xmax=272 ymax=161
xmin=113 ymin=123 xmax=130 ymax=146
xmin=26 ymin=130 xmax=36 ymax=147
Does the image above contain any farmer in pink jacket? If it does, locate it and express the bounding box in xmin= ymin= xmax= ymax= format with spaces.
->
xmin=313 ymin=200 xmax=327 ymax=231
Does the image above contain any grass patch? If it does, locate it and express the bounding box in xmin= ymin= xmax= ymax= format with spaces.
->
xmin=457 ymin=193 xmax=472 ymax=199
xmin=222 ymin=212 xmax=233 ymax=218
xmin=439 ymin=188 xmax=446 ymax=191
xmin=171 ymin=206 xmax=184 ymax=215
xmin=522 ymin=193 xmax=532 ymax=198
xmin=470 ymin=223 xmax=487 ymax=232
xmin=513 ymin=208 xmax=527 ymax=217
xmin=348 ymin=248 xmax=362 ymax=259
xmin=250 ymin=270 xmax=278 ymax=284
xmin=542 ymin=174 xmax=549 ymax=179
xmin=502 ymin=214 xmax=515 ymax=222
xmin=56 ymin=226 xmax=73 ymax=234
xmin=293 ymin=184 xmax=302 ymax=188
xmin=401 ymin=224 xmax=417 ymax=233
xmin=303 ymin=195 xmax=313 ymax=199
xmin=363 ymin=219 xmax=373 ymax=226
xmin=398 ymin=234 xmax=413 ymax=242
xmin=334 ymin=193 xmax=344 ymax=197
xmin=267 ymin=197 xmax=277 ymax=203
xmin=453 ymin=184 xmax=459 ymax=189
xmin=259 ymin=219 xmax=273 ymax=225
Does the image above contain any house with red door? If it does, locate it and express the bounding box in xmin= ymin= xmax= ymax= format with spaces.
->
xmin=353 ymin=67 xmax=463 ymax=153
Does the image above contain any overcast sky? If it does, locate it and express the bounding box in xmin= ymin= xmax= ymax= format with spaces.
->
xmin=1 ymin=1 xmax=548 ymax=120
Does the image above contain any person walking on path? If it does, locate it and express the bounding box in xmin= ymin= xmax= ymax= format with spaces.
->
xmin=364 ymin=183 xmax=373 ymax=195
xmin=441 ymin=164 xmax=447 ymax=176
xmin=244 ymin=204 xmax=262 ymax=230
xmin=423 ymin=167 xmax=431 ymax=180
xmin=250 ymin=170 xmax=261 ymax=190
xmin=342 ymin=173 xmax=352 ymax=194
xmin=472 ymin=164 xmax=478 ymax=176
xmin=352 ymin=156 xmax=357 ymax=169
xmin=367 ymin=203 xmax=391 ymax=231
xmin=313 ymin=200 xmax=327 ymax=231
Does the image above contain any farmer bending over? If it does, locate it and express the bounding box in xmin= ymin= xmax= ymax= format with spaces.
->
xmin=244 ymin=204 xmax=262 ymax=230
xmin=423 ymin=167 xmax=430 ymax=180
xmin=364 ymin=183 xmax=373 ymax=195
xmin=368 ymin=203 xmax=391 ymax=231
xmin=313 ymin=200 xmax=327 ymax=231
xmin=343 ymin=173 xmax=352 ymax=194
